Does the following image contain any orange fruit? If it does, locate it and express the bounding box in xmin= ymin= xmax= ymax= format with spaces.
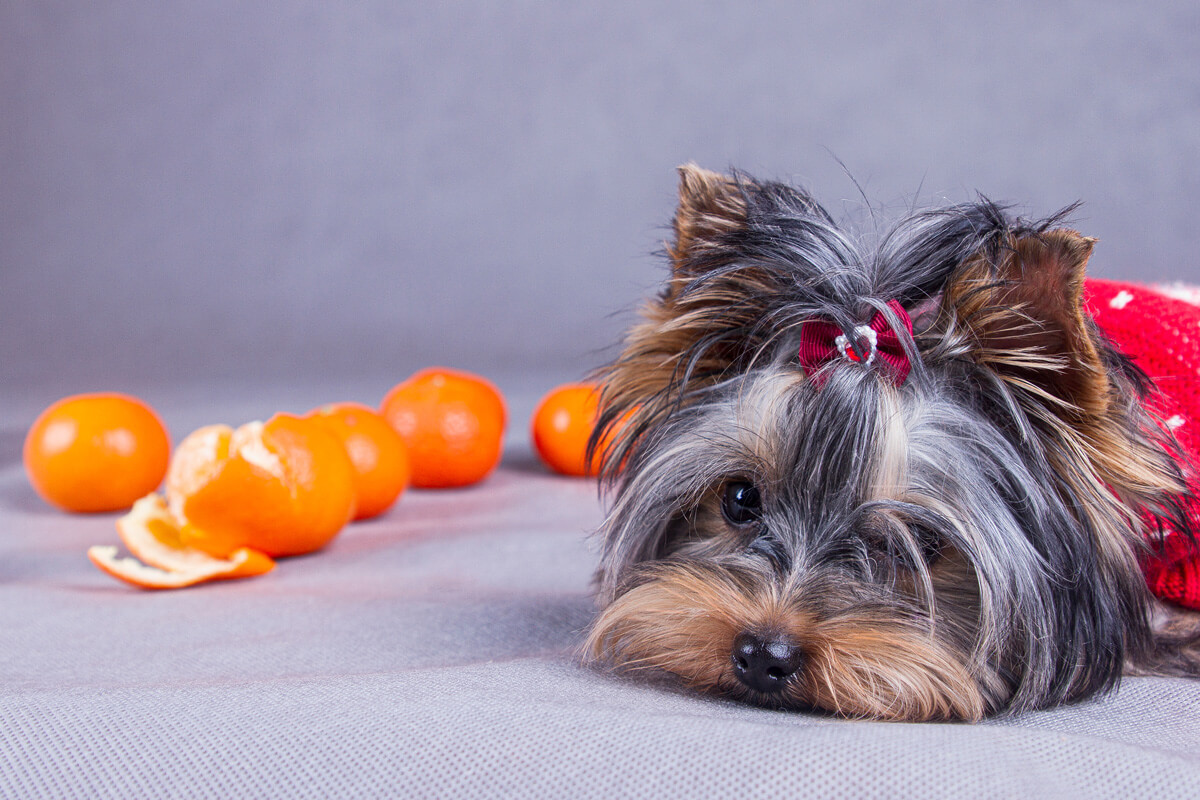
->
xmin=87 ymin=494 xmax=275 ymax=590
xmin=531 ymin=384 xmax=636 ymax=477
xmin=531 ymin=383 xmax=605 ymax=477
xmin=23 ymin=392 xmax=171 ymax=513
xmin=307 ymin=402 xmax=410 ymax=520
xmin=164 ymin=413 xmax=357 ymax=558
xmin=380 ymin=367 xmax=507 ymax=488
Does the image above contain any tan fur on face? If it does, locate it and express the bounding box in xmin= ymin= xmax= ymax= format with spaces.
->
xmin=804 ymin=611 xmax=984 ymax=721
xmin=585 ymin=562 xmax=986 ymax=721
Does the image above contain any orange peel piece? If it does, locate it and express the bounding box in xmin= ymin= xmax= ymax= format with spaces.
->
xmin=88 ymin=493 xmax=274 ymax=590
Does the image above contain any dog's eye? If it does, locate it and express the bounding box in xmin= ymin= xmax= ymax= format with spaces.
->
xmin=721 ymin=481 xmax=763 ymax=526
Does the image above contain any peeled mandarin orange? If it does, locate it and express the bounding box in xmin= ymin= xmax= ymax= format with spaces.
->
xmin=380 ymin=368 xmax=507 ymax=488
xmin=165 ymin=413 xmax=357 ymax=558
xmin=531 ymin=383 xmax=604 ymax=477
xmin=307 ymin=402 xmax=410 ymax=520
xmin=23 ymin=393 xmax=171 ymax=513
xmin=87 ymin=494 xmax=275 ymax=590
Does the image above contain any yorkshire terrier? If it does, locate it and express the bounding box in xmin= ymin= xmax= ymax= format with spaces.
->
xmin=584 ymin=164 xmax=1200 ymax=721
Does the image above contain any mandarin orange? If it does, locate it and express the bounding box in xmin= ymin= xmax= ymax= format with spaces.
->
xmin=380 ymin=368 xmax=506 ymax=488
xmin=531 ymin=384 xmax=635 ymax=477
xmin=165 ymin=413 xmax=357 ymax=558
xmin=307 ymin=402 xmax=410 ymax=520
xmin=23 ymin=393 xmax=171 ymax=513
xmin=531 ymin=383 xmax=604 ymax=477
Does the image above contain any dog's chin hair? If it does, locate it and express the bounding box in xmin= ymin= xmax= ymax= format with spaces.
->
xmin=585 ymin=561 xmax=987 ymax=722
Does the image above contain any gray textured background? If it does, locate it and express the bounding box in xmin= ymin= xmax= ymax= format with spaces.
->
xmin=4 ymin=0 xmax=1199 ymax=405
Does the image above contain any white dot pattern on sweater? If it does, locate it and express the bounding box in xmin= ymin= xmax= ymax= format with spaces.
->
xmin=1109 ymin=290 xmax=1135 ymax=310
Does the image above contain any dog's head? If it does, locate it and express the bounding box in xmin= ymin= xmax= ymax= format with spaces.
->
xmin=585 ymin=165 xmax=1189 ymax=720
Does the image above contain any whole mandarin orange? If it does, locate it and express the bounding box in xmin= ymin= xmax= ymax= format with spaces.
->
xmin=23 ymin=393 xmax=171 ymax=513
xmin=380 ymin=368 xmax=506 ymax=488
xmin=531 ymin=383 xmax=604 ymax=477
xmin=307 ymin=402 xmax=410 ymax=520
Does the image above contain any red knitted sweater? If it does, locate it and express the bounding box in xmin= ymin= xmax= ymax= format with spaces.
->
xmin=1084 ymin=279 xmax=1200 ymax=609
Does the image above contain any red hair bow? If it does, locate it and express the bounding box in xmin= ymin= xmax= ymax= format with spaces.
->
xmin=797 ymin=300 xmax=914 ymax=385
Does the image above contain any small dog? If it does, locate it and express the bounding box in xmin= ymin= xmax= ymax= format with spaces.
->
xmin=585 ymin=165 xmax=1200 ymax=721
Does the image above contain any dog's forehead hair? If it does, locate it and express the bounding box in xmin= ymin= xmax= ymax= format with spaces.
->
xmin=688 ymin=365 xmax=1011 ymax=551
xmin=709 ymin=365 xmax=901 ymax=510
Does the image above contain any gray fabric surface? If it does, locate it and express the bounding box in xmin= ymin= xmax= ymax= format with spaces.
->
xmin=3 ymin=382 xmax=1200 ymax=799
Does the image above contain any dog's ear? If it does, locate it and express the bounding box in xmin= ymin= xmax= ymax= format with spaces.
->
xmin=591 ymin=165 xmax=777 ymax=474
xmin=943 ymin=229 xmax=1186 ymax=551
xmin=944 ymin=229 xmax=1105 ymax=416
xmin=592 ymin=165 xmax=852 ymax=475
xmin=668 ymin=163 xmax=749 ymax=278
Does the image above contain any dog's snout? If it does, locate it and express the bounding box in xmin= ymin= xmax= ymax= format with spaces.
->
xmin=731 ymin=631 xmax=803 ymax=694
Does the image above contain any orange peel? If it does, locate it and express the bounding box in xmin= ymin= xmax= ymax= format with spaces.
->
xmin=88 ymin=545 xmax=274 ymax=589
xmin=88 ymin=494 xmax=274 ymax=590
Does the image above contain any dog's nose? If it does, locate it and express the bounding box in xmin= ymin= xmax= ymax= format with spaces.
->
xmin=731 ymin=631 xmax=803 ymax=695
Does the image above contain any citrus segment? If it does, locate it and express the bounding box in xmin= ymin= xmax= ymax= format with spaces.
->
xmin=380 ymin=368 xmax=507 ymax=488
xmin=23 ymin=393 xmax=171 ymax=513
xmin=307 ymin=403 xmax=410 ymax=520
